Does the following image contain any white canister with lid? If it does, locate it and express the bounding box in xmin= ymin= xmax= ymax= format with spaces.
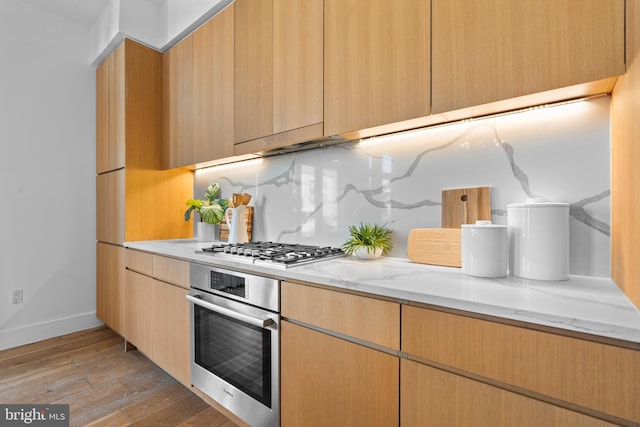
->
xmin=507 ymin=198 xmax=569 ymax=281
xmin=461 ymin=220 xmax=508 ymax=278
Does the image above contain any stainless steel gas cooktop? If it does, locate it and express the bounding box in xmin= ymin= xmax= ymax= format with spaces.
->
xmin=196 ymin=242 xmax=345 ymax=268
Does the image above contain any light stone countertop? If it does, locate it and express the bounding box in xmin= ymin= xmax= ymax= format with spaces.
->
xmin=125 ymin=239 xmax=640 ymax=346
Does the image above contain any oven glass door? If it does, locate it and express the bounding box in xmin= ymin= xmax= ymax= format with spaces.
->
xmin=193 ymin=297 xmax=273 ymax=408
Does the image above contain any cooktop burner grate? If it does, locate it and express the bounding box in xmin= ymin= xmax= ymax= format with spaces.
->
xmin=197 ymin=242 xmax=345 ymax=267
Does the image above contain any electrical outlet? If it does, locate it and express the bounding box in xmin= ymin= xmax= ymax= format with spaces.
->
xmin=11 ymin=289 xmax=23 ymax=304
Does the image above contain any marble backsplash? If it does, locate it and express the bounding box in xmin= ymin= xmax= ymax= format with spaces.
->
xmin=195 ymin=96 xmax=611 ymax=277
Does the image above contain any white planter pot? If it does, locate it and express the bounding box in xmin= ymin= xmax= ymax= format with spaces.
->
xmin=196 ymin=222 xmax=219 ymax=242
xmin=354 ymin=246 xmax=383 ymax=260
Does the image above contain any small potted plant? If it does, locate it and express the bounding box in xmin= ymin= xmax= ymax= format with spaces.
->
xmin=342 ymin=223 xmax=392 ymax=260
xmin=185 ymin=182 xmax=229 ymax=241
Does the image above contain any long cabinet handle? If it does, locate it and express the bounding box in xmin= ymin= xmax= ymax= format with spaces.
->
xmin=186 ymin=294 xmax=274 ymax=328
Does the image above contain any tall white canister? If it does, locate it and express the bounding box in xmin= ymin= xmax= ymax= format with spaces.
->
xmin=507 ymin=198 xmax=570 ymax=281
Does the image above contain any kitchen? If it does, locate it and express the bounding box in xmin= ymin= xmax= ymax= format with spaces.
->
xmin=1 ymin=0 xmax=639 ymax=426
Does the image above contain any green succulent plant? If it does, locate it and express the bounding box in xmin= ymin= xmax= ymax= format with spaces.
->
xmin=184 ymin=182 xmax=229 ymax=224
xmin=342 ymin=223 xmax=393 ymax=255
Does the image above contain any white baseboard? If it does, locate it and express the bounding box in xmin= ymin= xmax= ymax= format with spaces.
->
xmin=0 ymin=312 xmax=104 ymax=351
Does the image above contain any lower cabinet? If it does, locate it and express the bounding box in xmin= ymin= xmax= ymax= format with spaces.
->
xmin=153 ymin=277 xmax=190 ymax=387
xmin=281 ymin=281 xmax=400 ymax=426
xmin=402 ymin=305 xmax=640 ymax=424
xmin=401 ymin=359 xmax=615 ymax=427
xmin=124 ymin=251 xmax=190 ymax=387
xmin=96 ymin=242 xmax=125 ymax=336
xmin=281 ymin=282 xmax=640 ymax=426
xmin=124 ymin=270 xmax=155 ymax=357
xmin=281 ymin=321 xmax=399 ymax=427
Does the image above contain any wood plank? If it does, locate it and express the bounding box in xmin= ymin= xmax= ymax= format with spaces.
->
xmin=131 ymin=393 xmax=209 ymax=426
xmin=177 ymin=407 xmax=238 ymax=427
xmin=84 ymin=411 xmax=131 ymax=427
xmin=76 ymin=349 xmax=154 ymax=388
xmin=0 ymin=327 xmax=235 ymax=427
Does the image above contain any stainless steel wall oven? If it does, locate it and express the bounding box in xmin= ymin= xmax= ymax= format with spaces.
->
xmin=187 ymin=263 xmax=279 ymax=427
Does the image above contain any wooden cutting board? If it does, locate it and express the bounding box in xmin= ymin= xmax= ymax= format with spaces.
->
xmin=407 ymin=187 xmax=491 ymax=267
xmin=442 ymin=187 xmax=491 ymax=228
xmin=407 ymin=228 xmax=461 ymax=267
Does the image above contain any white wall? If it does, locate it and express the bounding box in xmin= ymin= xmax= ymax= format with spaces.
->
xmin=162 ymin=0 xmax=231 ymax=47
xmin=89 ymin=0 xmax=231 ymax=66
xmin=0 ymin=0 xmax=101 ymax=350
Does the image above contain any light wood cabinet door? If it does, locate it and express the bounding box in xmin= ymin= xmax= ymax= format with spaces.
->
xmin=96 ymin=43 xmax=125 ymax=174
xmin=401 ymin=359 xmax=615 ymax=427
xmin=152 ymin=255 xmax=189 ymax=289
xmin=234 ymin=0 xmax=272 ymax=144
xmin=96 ymin=243 xmax=125 ymax=336
xmin=281 ymin=321 xmax=399 ymax=427
xmin=96 ymin=56 xmax=109 ymax=174
xmin=153 ymin=280 xmax=190 ymax=387
xmin=402 ymin=306 xmax=640 ymax=424
xmin=96 ymin=169 xmax=125 ymax=245
xmin=431 ymin=0 xmax=625 ymax=113
xmin=234 ymin=0 xmax=323 ymax=149
xmin=281 ymin=281 xmax=400 ymax=350
xmin=193 ymin=3 xmax=235 ymax=163
xmin=324 ymin=0 xmax=430 ymax=136
xmin=124 ymin=270 xmax=154 ymax=357
xmin=163 ymin=34 xmax=194 ymax=168
xmin=124 ymin=253 xmax=190 ymax=386
xmin=272 ymin=0 xmax=323 ymax=135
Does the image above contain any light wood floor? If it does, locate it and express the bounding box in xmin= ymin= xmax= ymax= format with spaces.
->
xmin=0 ymin=326 xmax=237 ymax=427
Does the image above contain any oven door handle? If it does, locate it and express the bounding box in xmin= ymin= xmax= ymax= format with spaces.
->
xmin=186 ymin=294 xmax=275 ymax=328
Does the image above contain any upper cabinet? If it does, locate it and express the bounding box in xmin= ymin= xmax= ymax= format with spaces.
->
xmin=193 ymin=5 xmax=235 ymax=163
xmin=96 ymin=45 xmax=125 ymax=174
xmin=163 ymin=4 xmax=235 ymax=169
xmin=160 ymin=0 xmax=625 ymax=163
xmin=96 ymin=39 xmax=193 ymax=244
xmin=163 ymin=34 xmax=194 ymax=168
xmin=233 ymin=0 xmax=324 ymax=154
xmin=431 ymin=0 xmax=626 ymax=114
xmin=323 ymin=0 xmax=431 ymax=137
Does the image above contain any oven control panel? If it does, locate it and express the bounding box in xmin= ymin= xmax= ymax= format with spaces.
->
xmin=190 ymin=262 xmax=279 ymax=312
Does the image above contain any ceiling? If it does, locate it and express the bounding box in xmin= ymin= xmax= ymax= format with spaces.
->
xmin=18 ymin=0 xmax=166 ymax=28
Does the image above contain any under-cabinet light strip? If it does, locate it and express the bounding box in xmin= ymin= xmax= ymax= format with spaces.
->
xmin=358 ymin=94 xmax=604 ymax=146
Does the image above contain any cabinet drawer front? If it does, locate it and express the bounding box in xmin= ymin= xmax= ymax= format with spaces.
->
xmin=125 ymin=249 xmax=153 ymax=276
xmin=152 ymin=255 xmax=190 ymax=289
xmin=282 ymin=321 xmax=399 ymax=427
xmin=402 ymin=306 xmax=640 ymax=423
xmin=401 ymin=359 xmax=615 ymax=427
xmin=282 ymin=281 xmax=399 ymax=350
